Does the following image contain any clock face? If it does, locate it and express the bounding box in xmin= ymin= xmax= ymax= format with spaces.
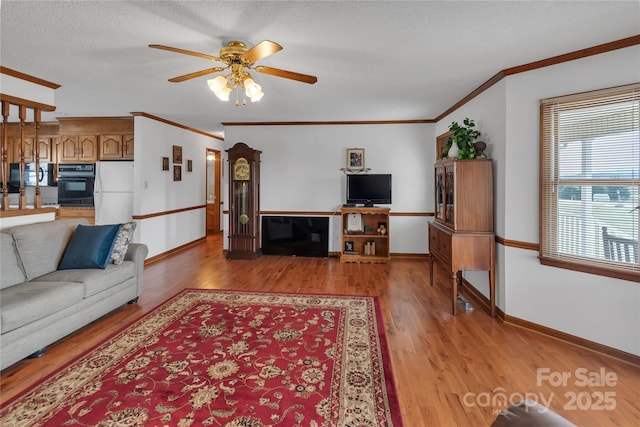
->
xmin=234 ymin=158 xmax=250 ymax=180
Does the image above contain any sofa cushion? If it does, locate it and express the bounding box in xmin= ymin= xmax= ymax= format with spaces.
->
xmin=0 ymin=281 xmax=84 ymax=334
xmin=32 ymin=261 xmax=135 ymax=298
xmin=9 ymin=218 xmax=88 ymax=281
xmin=59 ymin=224 xmax=122 ymax=270
xmin=0 ymin=233 xmax=26 ymax=289
xmin=111 ymin=221 xmax=136 ymax=265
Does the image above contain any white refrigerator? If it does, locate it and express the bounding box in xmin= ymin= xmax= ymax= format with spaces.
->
xmin=94 ymin=161 xmax=134 ymax=225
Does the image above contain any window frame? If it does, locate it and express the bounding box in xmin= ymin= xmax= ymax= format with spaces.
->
xmin=539 ymin=83 xmax=640 ymax=283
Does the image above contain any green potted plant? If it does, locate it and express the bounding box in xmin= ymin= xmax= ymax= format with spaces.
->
xmin=443 ymin=118 xmax=481 ymax=159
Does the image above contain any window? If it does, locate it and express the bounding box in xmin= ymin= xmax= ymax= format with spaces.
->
xmin=540 ymin=83 xmax=640 ymax=282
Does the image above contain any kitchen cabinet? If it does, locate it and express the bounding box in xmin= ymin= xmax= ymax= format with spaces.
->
xmin=99 ymin=134 xmax=134 ymax=160
xmin=11 ymin=136 xmax=56 ymax=163
xmin=5 ymin=123 xmax=59 ymax=163
xmin=58 ymin=117 xmax=133 ymax=163
xmin=58 ymin=135 xmax=98 ymax=162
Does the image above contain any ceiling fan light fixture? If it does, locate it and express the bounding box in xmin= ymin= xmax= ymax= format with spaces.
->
xmin=250 ymin=89 xmax=264 ymax=103
xmin=215 ymin=85 xmax=232 ymax=101
xmin=244 ymin=78 xmax=263 ymax=101
xmin=152 ymin=40 xmax=316 ymax=106
xmin=207 ymin=75 xmax=227 ymax=92
xmin=243 ymin=77 xmax=257 ymax=92
xmin=207 ymin=76 xmax=232 ymax=101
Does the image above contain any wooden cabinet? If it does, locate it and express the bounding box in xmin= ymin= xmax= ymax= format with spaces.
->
xmin=8 ymin=137 xmax=33 ymax=163
xmin=13 ymin=136 xmax=57 ymax=163
xmin=58 ymin=135 xmax=98 ymax=162
xmin=123 ymin=134 xmax=134 ymax=158
xmin=340 ymin=207 xmax=390 ymax=263
xmin=430 ymin=157 xmax=495 ymax=316
xmin=36 ymin=136 xmax=56 ymax=163
xmin=5 ymin=123 xmax=59 ymax=163
xmin=434 ymin=158 xmax=493 ymax=231
xmin=58 ymin=117 xmax=133 ymax=163
xmin=99 ymin=134 xmax=134 ymax=160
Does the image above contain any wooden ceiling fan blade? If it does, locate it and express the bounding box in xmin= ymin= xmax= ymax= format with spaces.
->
xmin=149 ymin=44 xmax=222 ymax=62
xmin=168 ymin=67 xmax=226 ymax=82
xmin=242 ymin=40 xmax=283 ymax=63
xmin=255 ymin=66 xmax=318 ymax=84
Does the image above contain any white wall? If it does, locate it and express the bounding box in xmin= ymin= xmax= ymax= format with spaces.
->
xmin=223 ymin=123 xmax=435 ymax=254
xmin=435 ymin=46 xmax=639 ymax=355
xmin=0 ymin=211 xmax=56 ymax=229
xmin=501 ymin=46 xmax=640 ymax=356
xmin=134 ymin=116 xmax=224 ymax=258
xmin=0 ymin=73 xmax=56 ymax=114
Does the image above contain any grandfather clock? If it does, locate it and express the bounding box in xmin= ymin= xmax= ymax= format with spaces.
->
xmin=226 ymin=142 xmax=262 ymax=259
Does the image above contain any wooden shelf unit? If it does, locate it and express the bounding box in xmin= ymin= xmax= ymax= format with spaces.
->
xmin=340 ymin=207 xmax=390 ymax=263
xmin=429 ymin=157 xmax=495 ymax=316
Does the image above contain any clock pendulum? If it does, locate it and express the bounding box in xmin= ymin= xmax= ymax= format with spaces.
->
xmin=239 ymin=182 xmax=249 ymax=227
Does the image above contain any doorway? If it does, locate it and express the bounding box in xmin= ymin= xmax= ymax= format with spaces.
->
xmin=206 ymin=148 xmax=222 ymax=234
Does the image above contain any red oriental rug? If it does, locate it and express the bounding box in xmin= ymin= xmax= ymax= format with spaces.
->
xmin=1 ymin=289 xmax=403 ymax=426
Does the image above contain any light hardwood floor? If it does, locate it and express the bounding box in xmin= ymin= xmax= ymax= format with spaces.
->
xmin=1 ymin=234 xmax=639 ymax=425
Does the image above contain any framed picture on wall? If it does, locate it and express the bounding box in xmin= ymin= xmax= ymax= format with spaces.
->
xmin=173 ymin=165 xmax=182 ymax=181
xmin=162 ymin=156 xmax=169 ymax=171
xmin=173 ymin=145 xmax=183 ymax=163
xmin=187 ymin=159 xmax=193 ymax=172
xmin=346 ymin=148 xmax=364 ymax=171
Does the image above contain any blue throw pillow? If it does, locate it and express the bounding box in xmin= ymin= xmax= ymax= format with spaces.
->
xmin=59 ymin=224 xmax=122 ymax=270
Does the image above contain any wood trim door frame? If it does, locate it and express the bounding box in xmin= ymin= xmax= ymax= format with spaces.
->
xmin=206 ymin=148 xmax=222 ymax=234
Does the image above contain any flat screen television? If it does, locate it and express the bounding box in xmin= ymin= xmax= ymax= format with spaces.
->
xmin=346 ymin=174 xmax=392 ymax=207
xmin=262 ymin=216 xmax=329 ymax=257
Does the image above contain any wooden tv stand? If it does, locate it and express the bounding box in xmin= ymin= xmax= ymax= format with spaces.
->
xmin=340 ymin=207 xmax=390 ymax=263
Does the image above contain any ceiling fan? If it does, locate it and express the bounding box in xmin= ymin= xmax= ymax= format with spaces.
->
xmin=149 ymin=40 xmax=317 ymax=104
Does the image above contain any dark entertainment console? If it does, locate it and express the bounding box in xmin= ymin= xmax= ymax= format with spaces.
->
xmin=261 ymin=216 xmax=329 ymax=257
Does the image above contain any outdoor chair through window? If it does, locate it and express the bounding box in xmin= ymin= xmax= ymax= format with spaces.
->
xmin=602 ymin=226 xmax=638 ymax=263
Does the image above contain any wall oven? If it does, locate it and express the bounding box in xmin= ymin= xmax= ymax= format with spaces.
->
xmin=57 ymin=163 xmax=95 ymax=206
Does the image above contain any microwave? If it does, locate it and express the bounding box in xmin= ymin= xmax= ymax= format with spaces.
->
xmin=8 ymin=163 xmax=56 ymax=191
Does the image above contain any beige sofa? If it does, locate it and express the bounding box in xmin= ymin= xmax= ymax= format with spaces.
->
xmin=0 ymin=218 xmax=148 ymax=370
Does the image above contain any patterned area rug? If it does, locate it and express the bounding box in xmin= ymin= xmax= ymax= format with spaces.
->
xmin=1 ymin=289 xmax=402 ymax=426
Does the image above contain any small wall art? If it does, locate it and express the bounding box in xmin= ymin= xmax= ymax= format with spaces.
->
xmin=162 ymin=156 xmax=169 ymax=171
xmin=346 ymin=148 xmax=365 ymax=171
xmin=173 ymin=145 xmax=183 ymax=163
xmin=187 ymin=159 xmax=193 ymax=172
xmin=173 ymin=165 xmax=182 ymax=181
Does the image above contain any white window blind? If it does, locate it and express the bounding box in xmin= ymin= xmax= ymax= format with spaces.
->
xmin=540 ymin=83 xmax=640 ymax=281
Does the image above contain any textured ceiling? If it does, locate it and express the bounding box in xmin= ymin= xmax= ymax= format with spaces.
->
xmin=1 ymin=1 xmax=638 ymax=137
